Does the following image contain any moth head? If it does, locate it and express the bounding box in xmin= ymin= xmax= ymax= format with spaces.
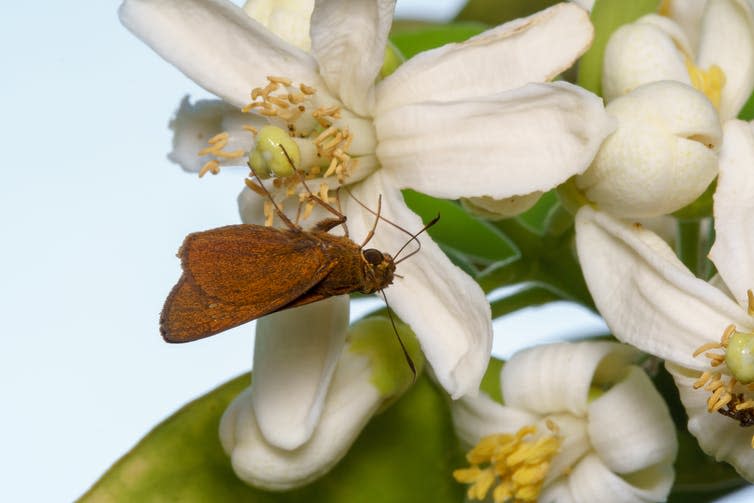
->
xmin=362 ymin=248 xmax=395 ymax=285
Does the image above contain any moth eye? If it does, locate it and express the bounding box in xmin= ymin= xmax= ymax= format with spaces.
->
xmin=363 ymin=248 xmax=384 ymax=265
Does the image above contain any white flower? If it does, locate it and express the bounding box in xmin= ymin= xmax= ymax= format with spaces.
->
xmin=576 ymin=120 xmax=754 ymax=480
xmin=570 ymin=0 xmax=754 ymax=219
xmin=602 ymin=0 xmax=754 ymax=119
xmin=452 ymin=341 xmax=677 ymax=503
xmin=220 ymin=312 xmax=420 ymax=490
xmin=120 ymin=0 xmax=613 ymax=486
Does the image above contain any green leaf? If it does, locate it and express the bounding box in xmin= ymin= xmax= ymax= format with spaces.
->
xmin=479 ymin=357 xmax=504 ymax=403
xmin=81 ymin=373 xmax=465 ymax=502
xmin=516 ymin=190 xmax=559 ymax=234
xmin=402 ymin=189 xmax=519 ymax=270
xmin=455 ymin=0 xmax=559 ymax=25
xmin=390 ymin=22 xmax=488 ymax=59
xmin=739 ymin=88 xmax=754 ymax=120
xmin=578 ymin=0 xmax=661 ymax=95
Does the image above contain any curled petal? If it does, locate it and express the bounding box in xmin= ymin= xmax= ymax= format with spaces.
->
xmin=568 ymin=452 xmax=675 ymax=503
xmin=587 ymin=367 xmax=677 ymax=474
xmin=251 ymin=296 xmax=349 ymax=449
xmin=119 ymin=0 xmax=324 ymax=108
xmin=576 ymin=81 xmax=721 ymax=218
xmin=343 ymin=172 xmax=492 ymax=398
xmin=220 ymin=347 xmax=381 ymax=490
xmin=242 ymin=0 xmax=314 ymax=51
xmin=575 ymin=207 xmax=752 ymax=369
xmin=663 ymin=0 xmax=708 ymax=49
xmin=310 ymin=0 xmax=394 ymax=116
xmin=501 ymin=341 xmax=637 ymax=416
xmin=710 ymin=120 xmax=754 ymax=306
xmin=169 ymin=96 xmax=261 ymax=172
xmin=602 ymin=19 xmax=690 ymax=102
xmin=451 ymin=392 xmax=538 ymax=448
xmin=376 ymin=81 xmax=613 ymax=200
xmin=375 ymin=3 xmax=594 ymax=112
xmin=667 ymin=362 xmax=754 ymax=481
xmin=697 ymin=0 xmax=754 ymax=120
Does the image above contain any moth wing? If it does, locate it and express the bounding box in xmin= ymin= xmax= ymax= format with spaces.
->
xmin=161 ymin=224 xmax=336 ymax=342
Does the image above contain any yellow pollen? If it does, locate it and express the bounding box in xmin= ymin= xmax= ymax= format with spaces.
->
xmin=748 ymin=290 xmax=754 ymax=315
xmin=198 ymin=160 xmax=221 ymax=178
xmin=685 ymin=58 xmax=726 ymax=110
xmin=453 ymin=424 xmax=560 ymax=503
xmin=300 ymin=83 xmax=316 ymax=95
xmin=693 ymin=325 xmax=754 ymax=446
xmin=267 ymin=76 xmax=292 ymax=86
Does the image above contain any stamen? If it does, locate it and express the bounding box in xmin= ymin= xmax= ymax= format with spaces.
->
xmin=299 ymin=83 xmax=316 ymax=95
xmin=198 ymin=160 xmax=220 ymax=178
xmin=693 ymin=341 xmax=722 ymax=357
xmin=453 ymin=423 xmax=560 ymax=502
xmin=267 ymin=76 xmax=292 ymax=86
xmin=685 ymin=57 xmax=726 ymax=110
xmin=748 ymin=290 xmax=754 ymax=315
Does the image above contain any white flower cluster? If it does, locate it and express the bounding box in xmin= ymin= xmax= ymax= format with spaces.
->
xmin=119 ymin=0 xmax=754 ymax=500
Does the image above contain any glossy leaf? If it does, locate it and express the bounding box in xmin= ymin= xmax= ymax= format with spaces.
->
xmin=402 ymin=189 xmax=519 ymax=269
xmin=390 ymin=22 xmax=488 ymax=59
xmin=455 ymin=0 xmax=559 ymax=26
xmin=81 ymin=373 xmax=465 ymax=502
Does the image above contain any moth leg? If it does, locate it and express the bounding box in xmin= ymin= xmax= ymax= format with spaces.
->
xmin=292 ymin=167 xmax=349 ymax=237
xmin=247 ymin=159 xmax=300 ymax=232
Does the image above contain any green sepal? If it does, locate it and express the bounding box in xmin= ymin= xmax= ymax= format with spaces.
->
xmin=80 ymin=373 xmax=465 ymax=502
xmin=577 ymin=0 xmax=661 ymax=95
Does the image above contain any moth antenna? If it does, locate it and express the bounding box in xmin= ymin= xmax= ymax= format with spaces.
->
xmin=246 ymin=163 xmax=299 ymax=232
xmin=343 ymin=188 xmax=439 ymax=262
xmin=359 ymin=194 xmax=381 ymax=249
xmin=381 ymin=289 xmax=416 ymax=382
xmin=280 ymin=144 xmax=348 ymax=236
xmin=394 ymin=213 xmax=441 ymax=264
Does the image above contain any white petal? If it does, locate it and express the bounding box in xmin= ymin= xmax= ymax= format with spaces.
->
xmin=376 ymin=81 xmax=613 ymax=199
xmin=575 ymin=207 xmax=752 ymax=369
xmin=343 ymin=172 xmax=492 ymax=398
xmin=602 ymin=19 xmax=690 ymax=102
xmin=545 ymin=413 xmax=591 ymax=485
xmin=710 ymin=120 xmax=754 ymax=306
xmin=375 ymin=3 xmax=594 ymax=113
xmin=540 ymin=479 xmax=576 ymax=503
xmin=169 ymin=96 xmax=261 ymax=172
xmin=119 ymin=0 xmax=323 ymax=109
xmin=220 ymin=347 xmax=382 ymax=490
xmin=568 ymin=452 xmax=675 ymax=503
xmin=667 ymin=362 xmax=754 ymax=481
xmin=664 ymin=0 xmax=708 ymax=50
xmin=243 ymin=0 xmax=315 ymax=51
xmin=250 ymin=295 xmax=349 ymax=449
xmin=451 ymin=392 xmax=538 ymax=447
xmin=697 ymin=0 xmax=754 ymax=120
xmin=501 ymin=341 xmax=637 ymax=416
xmin=309 ymin=0 xmax=394 ymax=116
xmin=587 ymin=367 xmax=677 ymax=474
xmin=576 ymin=80 xmax=721 ymax=218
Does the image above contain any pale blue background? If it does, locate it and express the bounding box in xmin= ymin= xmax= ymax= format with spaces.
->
xmin=1 ymin=1 xmax=750 ymax=501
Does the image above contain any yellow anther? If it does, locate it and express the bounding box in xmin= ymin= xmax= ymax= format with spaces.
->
xmin=723 ymin=324 xmax=737 ymax=345
xmin=300 ymin=83 xmax=316 ymax=95
xmin=693 ymin=341 xmax=722 ymax=357
xmin=685 ymin=58 xmax=726 ymax=110
xmin=198 ymin=160 xmax=221 ymax=178
xmin=288 ymin=92 xmax=306 ymax=104
xmin=208 ymin=132 xmax=229 ymax=144
xmin=243 ymin=125 xmax=258 ymax=135
xmin=244 ymin=178 xmax=267 ymax=197
xmin=658 ymin=0 xmax=671 ymax=16
xmin=454 ymin=424 xmax=560 ymax=502
xmin=694 ymin=371 xmax=712 ymax=389
xmin=748 ymin=290 xmax=754 ymax=315
xmin=319 ymin=183 xmax=329 ymax=203
xmin=268 ymin=76 xmax=292 ymax=86
xmin=263 ymin=199 xmax=274 ymax=227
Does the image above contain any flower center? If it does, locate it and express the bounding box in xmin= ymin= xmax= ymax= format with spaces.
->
xmin=453 ymin=421 xmax=561 ymax=503
xmin=692 ymin=290 xmax=754 ymax=446
xmin=685 ymin=58 xmax=726 ymax=110
xmin=197 ymin=76 xmax=377 ymax=227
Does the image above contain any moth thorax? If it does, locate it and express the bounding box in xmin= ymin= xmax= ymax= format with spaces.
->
xmin=361 ymin=248 xmax=395 ymax=292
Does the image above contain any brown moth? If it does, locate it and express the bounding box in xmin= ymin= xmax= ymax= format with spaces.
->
xmin=160 ymin=165 xmax=437 ymax=345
